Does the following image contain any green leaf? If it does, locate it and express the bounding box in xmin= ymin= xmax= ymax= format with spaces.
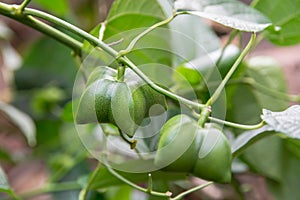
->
xmin=253 ymin=0 xmax=300 ymax=45
xmin=174 ymin=44 xmax=240 ymax=86
xmin=175 ymin=0 xmax=272 ymax=32
xmin=262 ymin=105 xmax=300 ymax=139
xmin=246 ymin=56 xmax=288 ymax=111
xmin=169 ymin=14 xmax=221 ymax=67
xmin=82 ymin=0 xmax=171 ymax=68
xmin=241 ymin=135 xmax=284 ymax=181
xmin=0 ymin=101 xmax=36 ymax=146
xmin=267 ymin=141 xmax=300 ymax=199
xmin=105 ymin=185 xmax=133 ymax=200
xmin=15 ymin=37 xmax=77 ymax=90
xmin=231 ymin=125 xmax=275 ymax=157
xmin=33 ymin=0 xmax=69 ymax=16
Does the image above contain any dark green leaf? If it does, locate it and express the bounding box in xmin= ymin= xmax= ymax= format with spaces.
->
xmin=262 ymin=105 xmax=300 ymax=139
xmin=267 ymin=141 xmax=300 ymax=199
xmin=231 ymin=125 xmax=275 ymax=157
xmin=0 ymin=101 xmax=36 ymax=146
xmin=175 ymin=0 xmax=272 ymax=32
xmin=253 ymin=0 xmax=300 ymax=45
xmin=241 ymin=135 xmax=284 ymax=181
xmin=15 ymin=37 xmax=77 ymax=90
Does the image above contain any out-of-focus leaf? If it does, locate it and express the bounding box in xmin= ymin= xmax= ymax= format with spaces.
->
xmin=267 ymin=141 xmax=300 ymax=200
xmin=246 ymin=56 xmax=287 ymax=111
xmin=1 ymin=42 xmax=22 ymax=70
xmin=175 ymin=0 xmax=272 ymax=32
xmin=253 ymin=0 xmax=300 ymax=45
xmin=0 ymin=101 xmax=36 ymax=146
xmin=0 ymin=166 xmax=10 ymax=192
xmin=0 ymin=21 xmax=12 ymax=39
xmin=15 ymin=37 xmax=77 ymax=90
xmin=241 ymin=135 xmax=284 ymax=181
xmin=31 ymin=86 xmax=66 ymax=117
xmin=262 ymin=105 xmax=300 ymax=139
xmin=231 ymin=125 xmax=275 ymax=156
xmin=174 ymin=44 xmax=240 ymax=87
xmin=169 ymin=14 xmax=221 ymax=67
xmin=105 ymin=185 xmax=132 ymax=200
xmin=33 ymin=0 xmax=68 ymax=16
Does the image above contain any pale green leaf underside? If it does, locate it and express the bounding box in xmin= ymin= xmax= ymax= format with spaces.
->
xmin=0 ymin=102 xmax=36 ymax=146
xmin=175 ymin=0 xmax=272 ymax=32
xmin=0 ymin=166 xmax=10 ymax=192
xmin=262 ymin=105 xmax=300 ymax=139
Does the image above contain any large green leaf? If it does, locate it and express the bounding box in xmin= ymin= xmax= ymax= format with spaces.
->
xmin=228 ymin=56 xmax=288 ymax=181
xmin=241 ymin=135 xmax=284 ymax=181
xmin=15 ymin=37 xmax=77 ymax=90
xmin=253 ymin=0 xmax=300 ymax=45
xmin=246 ymin=56 xmax=287 ymax=111
xmin=169 ymin=14 xmax=221 ymax=67
xmin=82 ymin=0 xmax=171 ymax=68
xmin=174 ymin=0 xmax=272 ymax=32
xmin=267 ymin=140 xmax=300 ymax=200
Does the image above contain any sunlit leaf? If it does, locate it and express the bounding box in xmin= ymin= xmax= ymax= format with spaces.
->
xmin=175 ymin=0 xmax=272 ymax=32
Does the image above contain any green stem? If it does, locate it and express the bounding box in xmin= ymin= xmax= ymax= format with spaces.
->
xmin=171 ymin=181 xmax=213 ymax=200
xmin=20 ymin=182 xmax=81 ymax=199
xmin=207 ymin=33 xmax=256 ymax=106
xmin=193 ymin=110 xmax=265 ymax=130
xmin=105 ymin=162 xmax=171 ymax=198
xmin=18 ymin=0 xmax=31 ymax=12
xmin=18 ymin=6 xmax=206 ymax=110
xmin=117 ymin=64 xmax=125 ymax=82
xmin=216 ymin=30 xmax=239 ymax=66
xmin=79 ymin=164 xmax=102 ymax=200
xmin=118 ymin=12 xmax=179 ymax=57
xmin=0 ymin=2 xmax=82 ymax=54
xmin=147 ymin=174 xmax=153 ymax=193
xmin=119 ymin=57 xmax=207 ymax=110
xmin=208 ymin=117 xmax=265 ymax=130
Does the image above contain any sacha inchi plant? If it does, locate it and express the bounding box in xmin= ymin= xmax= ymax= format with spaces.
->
xmin=0 ymin=0 xmax=300 ymax=200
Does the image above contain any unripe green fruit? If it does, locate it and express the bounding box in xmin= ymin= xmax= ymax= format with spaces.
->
xmin=76 ymin=66 xmax=167 ymax=137
xmin=155 ymin=114 xmax=232 ymax=183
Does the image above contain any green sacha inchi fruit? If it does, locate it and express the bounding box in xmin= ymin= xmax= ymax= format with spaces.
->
xmin=155 ymin=114 xmax=232 ymax=183
xmin=76 ymin=66 xmax=167 ymax=137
